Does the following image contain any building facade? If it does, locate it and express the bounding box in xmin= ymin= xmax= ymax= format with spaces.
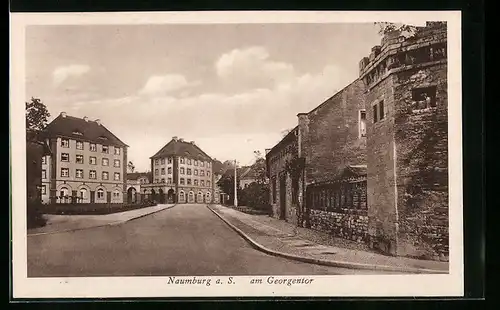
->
xmin=266 ymin=22 xmax=448 ymax=261
xmin=141 ymin=136 xmax=214 ymax=204
xmin=41 ymin=112 xmax=128 ymax=205
xmin=126 ymin=172 xmax=152 ymax=204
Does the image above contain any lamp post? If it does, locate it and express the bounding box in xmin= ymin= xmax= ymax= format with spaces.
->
xmin=234 ymin=159 xmax=238 ymax=207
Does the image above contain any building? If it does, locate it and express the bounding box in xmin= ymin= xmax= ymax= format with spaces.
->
xmin=141 ymin=136 xmax=214 ymax=204
xmin=266 ymin=22 xmax=448 ymax=261
xmin=40 ymin=112 xmax=128 ymax=205
xmin=212 ymin=159 xmax=225 ymax=204
xmin=126 ymin=172 xmax=152 ymax=204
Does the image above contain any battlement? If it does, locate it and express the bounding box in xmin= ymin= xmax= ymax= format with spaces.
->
xmin=359 ymin=22 xmax=447 ymax=88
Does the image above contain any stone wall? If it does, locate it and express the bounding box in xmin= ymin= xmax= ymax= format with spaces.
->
xmin=301 ymin=79 xmax=367 ymax=184
xmin=309 ymin=209 xmax=368 ymax=243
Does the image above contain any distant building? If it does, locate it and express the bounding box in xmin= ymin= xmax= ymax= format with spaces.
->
xmin=266 ymin=22 xmax=448 ymax=261
xmin=126 ymin=172 xmax=152 ymax=204
xmin=212 ymin=159 xmax=225 ymax=204
xmin=40 ymin=112 xmax=128 ymax=205
xmin=141 ymin=136 xmax=214 ymax=204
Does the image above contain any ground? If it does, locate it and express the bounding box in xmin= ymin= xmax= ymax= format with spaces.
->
xmin=28 ymin=204 xmax=399 ymax=277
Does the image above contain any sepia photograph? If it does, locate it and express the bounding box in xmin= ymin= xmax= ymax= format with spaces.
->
xmin=11 ymin=11 xmax=463 ymax=298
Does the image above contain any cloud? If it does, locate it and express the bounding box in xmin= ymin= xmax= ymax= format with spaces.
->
xmin=52 ymin=64 xmax=90 ymax=86
xmin=139 ymin=74 xmax=199 ymax=96
xmin=215 ymin=46 xmax=295 ymax=90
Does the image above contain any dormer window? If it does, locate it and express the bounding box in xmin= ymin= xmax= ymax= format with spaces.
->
xmin=72 ymin=130 xmax=83 ymax=136
xmin=98 ymin=136 xmax=108 ymax=141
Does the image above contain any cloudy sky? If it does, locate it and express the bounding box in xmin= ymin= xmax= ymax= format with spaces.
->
xmin=26 ymin=23 xmax=382 ymax=171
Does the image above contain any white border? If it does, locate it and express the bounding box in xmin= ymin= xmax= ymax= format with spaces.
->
xmin=10 ymin=11 xmax=463 ymax=298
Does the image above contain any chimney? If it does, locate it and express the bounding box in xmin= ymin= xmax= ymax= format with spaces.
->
xmin=172 ymin=136 xmax=178 ymax=141
xmin=83 ymin=116 xmax=89 ymax=122
xmin=95 ymin=119 xmax=101 ymax=126
xmin=190 ymin=141 xmax=195 ymax=145
xmin=60 ymin=112 xmax=67 ymax=118
xmin=265 ymin=148 xmax=272 ymax=155
xmin=179 ymin=138 xmax=184 ymax=142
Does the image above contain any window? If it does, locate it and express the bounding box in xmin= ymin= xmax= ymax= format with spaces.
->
xmin=61 ymin=139 xmax=69 ymax=148
xmin=187 ymin=179 xmax=192 ymax=185
xmin=168 ymin=167 xmax=172 ymax=174
xmin=180 ymin=178 xmax=185 ymax=185
xmin=194 ymin=160 xmax=198 ymax=166
xmin=114 ymin=147 xmax=121 ymax=155
xmin=168 ymin=157 xmax=172 ymax=164
xmin=412 ymin=86 xmax=437 ymax=109
xmin=200 ymin=170 xmax=205 ymax=176
xmin=90 ymin=143 xmax=97 ymax=152
xmin=161 ymin=178 xmax=165 ymax=183
xmin=97 ymin=188 xmax=104 ymax=199
xmin=59 ymin=187 xmax=70 ymax=198
xmin=102 ymin=145 xmax=109 ymax=153
xmin=379 ymin=100 xmax=385 ymax=120
xmin=167 ymin=177 xmax=172 ymax=184
xmin=61 ymin=168 xmax=69 ymax=177
xmin=161 ymin=158 xmax=165 ymax=164
xmin=154 ymin=179 xmax=159 ymax=183
xmin=187 ymin=168 xmax=192 ymax=175
xmin=90 ymin=156 xmax=97 ymax=165
xmin=113 ymin=190 xmax=120 ymax=198
xmin=207 ymin=181 xmax=211 ymax=187
xmin=200 ymin=161 xmax=205 ymax=167
xmin=42 ymin=169 xmax=46 ymax=179
xmin=76 ymin=154 xmax=84 ymax=164
xmin=180 ymin=167 xmax=185 ymax=174
xmin=155 ymin=169 xmax=159 ymax=176
xmin=161 ymin=168 xmax=165 ymax=175
xmin=372 ymin=104 xmax=378 ymax=123
xmin=180 ymin=157 xmax=185 ymax=164
xmin=359 ymin=110 xmax=367 ymax=137
xmin=102 ymin=171 xmax=109 ymax=180
xmin=61 ymin=153 xmax=69 ymax=162
xmin=89 ymin=170 xmax=97 ymax=179
xmin=207 ymin=171 xmax=210 ymax=177
xmin=194 ymin=179 xmax=199 ymax=186
xmin=155 ymin=159 xmax=160 ymax=165
xmin=207 ymin=162 xmax=211 ymax=168
xmin=76 ymin=169 xmax=83 ymax=178
xmin=114 ymin=172 xmax=120 ymax=181
xmin=114 ymin=159 xmax=120 ymax=168
xmin=76 ymin=141 xmax=84 ymax=150
xmin=102 ymin=158 xmax=109 ymax=166
xmin=187 ymin=159 xmax=191 ymax=165
xmin=194 ymin=169 xmax=198 ymax=176
xmin=41 ymin=156 xmax=47 ymax=165
xmin=200 ymin=180 xmax=205 ymax=187
xmin=41 ymin=185 xmax=46 ymax=195
xmin=272 ymin=177 xmax=277 ymax=203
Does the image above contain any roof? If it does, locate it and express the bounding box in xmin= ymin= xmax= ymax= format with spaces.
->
xmin=240 ymin=166 xmax=257 ymax=179
xmin=266 ymin=126 xmax=299 ymax=158
xmin=127 ymin=172 xmax=152 ymax=181
xmin=151 ymin=138 xmax=212 ymax=161
xmin=43 ymin=114 xmax=128 ymax=147
xmin=342 ymin=165 xmax=367 ymax=177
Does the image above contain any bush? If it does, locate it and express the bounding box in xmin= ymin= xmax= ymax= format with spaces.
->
xmin=240 ymin=183 xmax=271 ymax=214
xmin=27 ymin=202 xmax=47 ymax=229
xmin=38 ymin=201 xmax=157 ymax=215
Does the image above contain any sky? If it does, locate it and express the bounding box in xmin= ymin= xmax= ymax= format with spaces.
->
xmin=25 ymin=23 xmax=382 ymax=172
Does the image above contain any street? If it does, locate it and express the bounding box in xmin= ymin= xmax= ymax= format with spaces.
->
xmin=28 ymin=204 xmax=392 ymax=277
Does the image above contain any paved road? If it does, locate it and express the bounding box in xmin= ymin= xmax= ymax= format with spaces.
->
xmin=28 ymin=204 xmax=390 ymax=277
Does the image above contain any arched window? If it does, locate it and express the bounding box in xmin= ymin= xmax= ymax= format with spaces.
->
xmin=179 ymin=191 xmax=185 ymax=202
xmin=58 ymin=186 xmax=70 ymax=203
xmin=97 ymin=188 xmax=105 ymax=199
xmin=188 ymin=191 xmax=194 ymax=203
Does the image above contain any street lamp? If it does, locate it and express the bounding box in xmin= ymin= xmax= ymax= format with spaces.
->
xmin=234 ymin=159 xmax=238 ymax=208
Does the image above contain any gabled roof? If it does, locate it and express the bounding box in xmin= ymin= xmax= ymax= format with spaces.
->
xmin=151 ymin=138 xmax=212 ymax=161
xmin=43 ymin=113 xmax=128 ymax=147
xmin=127 ymin=172 xmax=152 ymax=181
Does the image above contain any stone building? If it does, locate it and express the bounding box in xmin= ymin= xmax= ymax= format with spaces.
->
xmin=126 ymin=172 xmax=152 ymax=204
xmin=141 ymin=136 xmax=214 ymax=204
xmin=265 ymin=22 xmax=448 ymax=261
xmin=40 ymin=112 xmax=128 ymax=205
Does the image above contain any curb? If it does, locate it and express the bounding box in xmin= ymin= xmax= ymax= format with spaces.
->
xmin=206 ymin=205 xmax=447 ymax=274
xmin=27 ymin=204 xmax=176 ymax=237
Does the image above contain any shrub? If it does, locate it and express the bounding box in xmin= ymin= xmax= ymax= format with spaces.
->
xmin=241 ymin=183 xmax=271 ymax=214
xmin=27 ymin=202 xmax=47 ymax=229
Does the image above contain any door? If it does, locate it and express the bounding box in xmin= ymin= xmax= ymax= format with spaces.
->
xmin=279 ymin=174 xmax=286 ymax=220
xmin=107 ymin=191 xmax=112 ymax=203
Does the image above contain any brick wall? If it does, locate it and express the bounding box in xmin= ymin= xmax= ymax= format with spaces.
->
xmin=309 ymin=210 xmax=368 ymax=243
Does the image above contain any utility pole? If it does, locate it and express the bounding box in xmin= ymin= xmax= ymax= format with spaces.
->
xmin=234 ymin=159 xmax=238 ymax=207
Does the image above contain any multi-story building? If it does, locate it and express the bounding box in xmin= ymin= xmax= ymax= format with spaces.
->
xmin=141 ymin=136 xmax=214 ymax=204
xmin=40 ymin=112 xmax=128 ymax=205
xmin=126 ymin=172 xmax=152 ymax=204
xmin=266 ymin=22 xmax=448 ymax=261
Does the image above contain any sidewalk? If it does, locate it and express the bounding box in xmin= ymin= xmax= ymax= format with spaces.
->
xmin=28 ymin=204 xmax=175 ymax=236
xmin=208 ymin=204 xmax=449 ymax=274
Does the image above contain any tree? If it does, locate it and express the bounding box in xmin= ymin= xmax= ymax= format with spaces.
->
xmin=217 ymin=171 xmax=240 ymax=205
xmin=127 ymin=161 xmax=135 ymax=173
xmin=251 ymin=151 xmax=268 ymax=184
xmin=26 ymin=97 xmax=50 ymax=142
